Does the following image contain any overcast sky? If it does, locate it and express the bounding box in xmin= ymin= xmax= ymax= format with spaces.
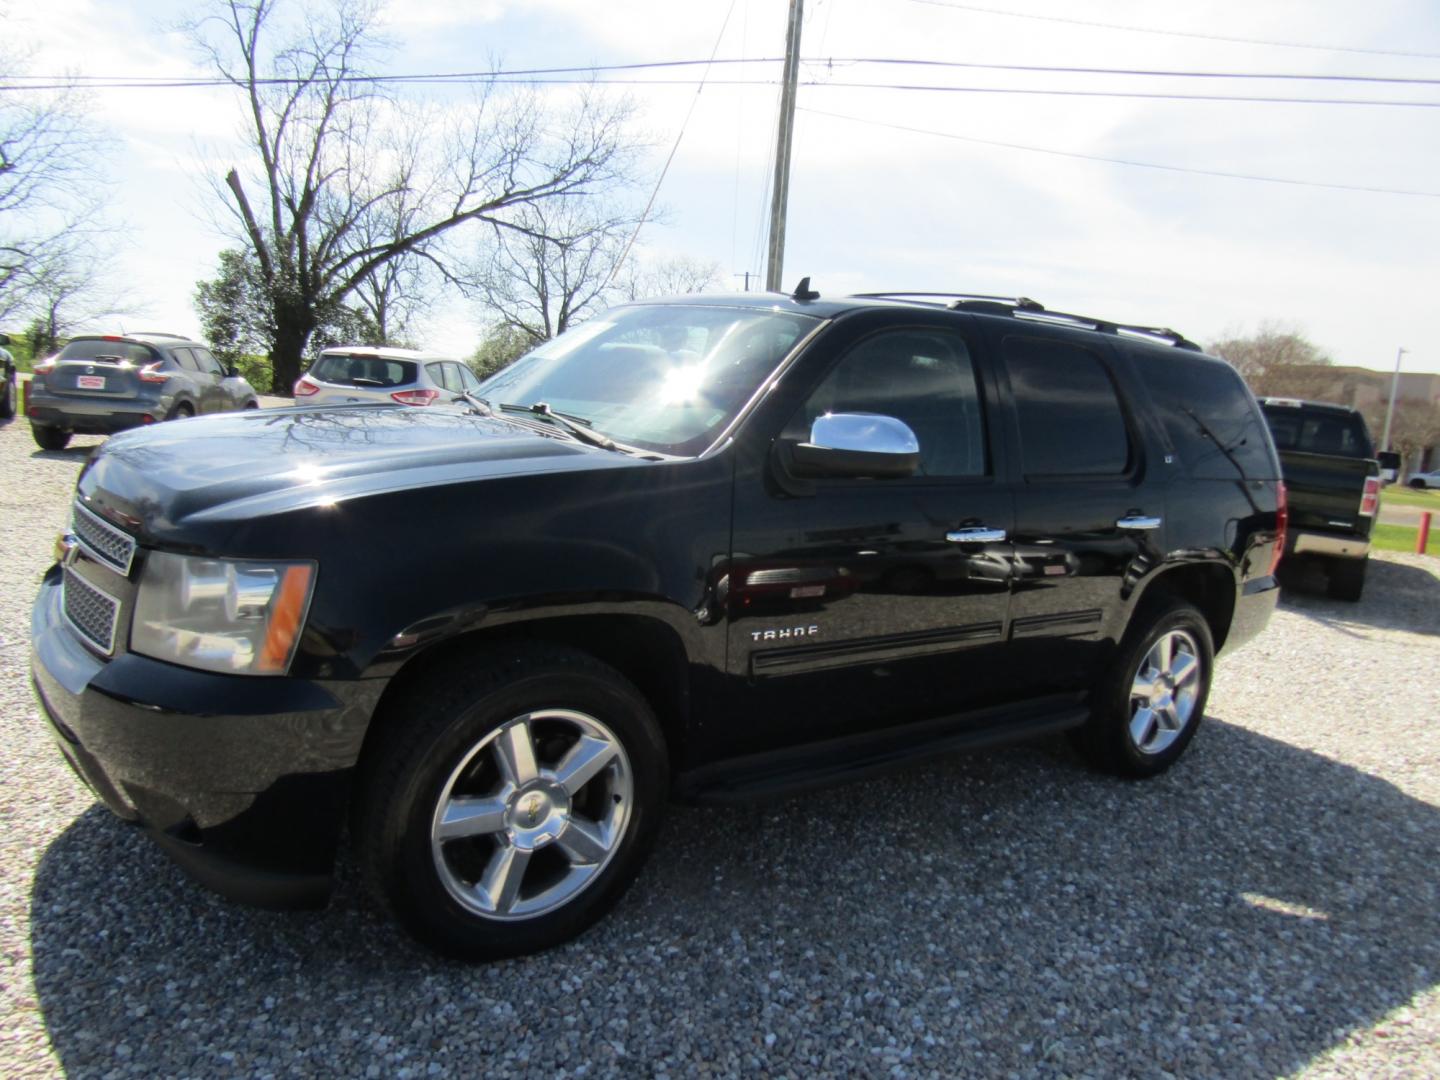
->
xmin=13 ymin=0 xmax=1440 ymax=373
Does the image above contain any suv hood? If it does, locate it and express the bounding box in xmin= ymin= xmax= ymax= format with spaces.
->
xmin=78 ymin=404 xmax=643 ymax=536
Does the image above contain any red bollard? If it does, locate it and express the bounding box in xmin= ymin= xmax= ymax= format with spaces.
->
xmin=1419 ymin=511 xmax=1433 ymax=555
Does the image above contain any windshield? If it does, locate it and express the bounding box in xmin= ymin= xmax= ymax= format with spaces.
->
xmin=476 ymin=304 xmax=817 ymax=455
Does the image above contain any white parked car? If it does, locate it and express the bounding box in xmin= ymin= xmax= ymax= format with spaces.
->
xmin=293 ymin=346 xmax=483 ymax=406
xmin=1407 ymin=468 xmax=1440 ymax=490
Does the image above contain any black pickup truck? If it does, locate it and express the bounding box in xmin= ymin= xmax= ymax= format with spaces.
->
xmin=31 ymin=288 xmax=1284 ymax=959
xmin=1259 ymin=398 xmax=1397 ymax=601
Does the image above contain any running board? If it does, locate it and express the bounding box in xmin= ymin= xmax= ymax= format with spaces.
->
xmin=675 ymin=694 xmax=1089 ymax=804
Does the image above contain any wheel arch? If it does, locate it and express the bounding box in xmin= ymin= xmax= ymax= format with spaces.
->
xmin=1127 ymin=560 xmax=1238 ymax=653
xmin=358 ymin=612 xmax=693 ymax=776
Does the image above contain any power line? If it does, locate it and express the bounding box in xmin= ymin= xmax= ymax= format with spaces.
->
xmin=798 ymin=105 xmax=1440 ymax=197
xmin=13 ymin=72 xmax=1434 ymax=107
xmin=901 ymin=0 xmax=1440 ymax=61
xmin=10 ymin=55 xmax=1440 ymax=92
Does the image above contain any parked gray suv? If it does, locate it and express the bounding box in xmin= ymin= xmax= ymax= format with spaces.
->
xmin=26 ymin=333 xmax=259 ymax=451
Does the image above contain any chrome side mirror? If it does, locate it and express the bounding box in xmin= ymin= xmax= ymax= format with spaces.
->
xmin=790 ymin=412 xmax=921 ymax=478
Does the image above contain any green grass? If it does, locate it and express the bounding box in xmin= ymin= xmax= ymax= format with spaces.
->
xmin=1381 ymin=485 xmax=1440 ymax=509
xmin=1372 ymin=522 xmax=1438 ymax=555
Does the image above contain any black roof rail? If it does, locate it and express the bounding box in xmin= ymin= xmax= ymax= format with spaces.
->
xmin=848 ymin=292 xmax=1201 ymax=351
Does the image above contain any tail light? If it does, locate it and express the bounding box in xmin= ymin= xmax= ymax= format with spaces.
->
xmin=137 ymin=362 xmax=170 ymax=384
xmin=32 ymin=357 xmax=56 ymax=376
xmin=1359 ymin=476 xmax=1380 ymax=517
xmin=1270 ymin=481 xmax=1288 ymax=576
xmin=293 ymin=376 xmax=320 ymax=397
xmin=391 ymin=388 xmax=440 ymax=406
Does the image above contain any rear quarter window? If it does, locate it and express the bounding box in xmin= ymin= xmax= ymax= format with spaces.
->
xmin=311 ymin=354 xmax=417 ymax=388
xmin=1133 ymin=350 xmax=1279 ymax=480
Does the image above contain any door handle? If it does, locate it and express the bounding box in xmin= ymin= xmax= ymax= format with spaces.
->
xmin=946 ymin=527 xmax=1007 ymax=543
xmin=1116 ymin=516 xmax=1162 ymax=530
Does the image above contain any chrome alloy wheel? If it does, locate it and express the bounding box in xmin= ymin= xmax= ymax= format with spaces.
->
xmin=1128 ymin=629 xmax=1202 ymax=756
xmin=429 ymin=709 xmax=633 ymax=921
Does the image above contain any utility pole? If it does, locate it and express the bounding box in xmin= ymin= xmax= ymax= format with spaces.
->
xmin=1381 ymin=345 xmax=1407 ymax=450
xmin=764 ymin=0 xmax=804 ymax=293
xmin=733 ymin=271 xmax=755 ymax=292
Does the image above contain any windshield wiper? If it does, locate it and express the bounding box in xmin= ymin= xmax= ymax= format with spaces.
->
xmin=452 ymin=390 xmax=493 ymax=416
xmin=498 ymin=401 xmax=623 ymax=451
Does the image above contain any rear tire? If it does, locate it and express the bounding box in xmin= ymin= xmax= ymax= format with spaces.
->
xmin=0 ymin=374 xmax=14 ymax=419
xmin=166 ymin=402 xmax=194 ymax=421
xmin=1326 ymin=556 xmax=1367 ymax=602
xmin=355 ymin=644 xmax=667 ymax=961
xmin=1074 ymin=598 xmax=1214 ymax=778
xmin=31 ymin=424 xmax=71 ymax=451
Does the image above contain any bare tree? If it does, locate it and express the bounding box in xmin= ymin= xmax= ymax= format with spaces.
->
xmin=187 ymin=0 xmax=636 ymax=390
xmin=465 ymin=198 xmax=644 ymax=345
xmin=613 ymin=255 xmax=723 ymax=302
xmin=20 ymin=234 xmax=137 ymax=356
xmin=1208 ymin=322 xmax=1334 ymax=398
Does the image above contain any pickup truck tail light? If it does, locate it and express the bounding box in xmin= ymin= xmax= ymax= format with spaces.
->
xmin=391 ymin=388 xmax=440 ymax=406
xmin=1270 ymin=482 xmax=1288 ymax=576
xmin=1359 ymin=476 xmax=1380 ymax=517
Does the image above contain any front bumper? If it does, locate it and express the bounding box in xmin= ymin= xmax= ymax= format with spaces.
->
xmin=31 ymin=571 xmax=373 ymax=909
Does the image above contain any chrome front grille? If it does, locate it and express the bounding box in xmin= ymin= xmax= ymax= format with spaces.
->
xmin=72 ymin=501 xmax=137 ymax=576
xmin=62 ymin=567 xmax=120 ymax=655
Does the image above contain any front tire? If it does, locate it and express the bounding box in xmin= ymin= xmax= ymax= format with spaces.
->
xmin=1410 ymin=478 xmax=1426 ymax=490
xmin=31 ymin=424 xmax=71 ymax=451
xmin=1075 ymin=599 xmax=1214 ymax=778
xmin=355 ymin=645 xmax=667 ymax=961
xmin=0 ymin=374 xmax=14 ymax=419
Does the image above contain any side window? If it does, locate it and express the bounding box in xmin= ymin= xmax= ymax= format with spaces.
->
xmin=171 ymin=348 xmax=200 ymax=372
xmin=792 ymin=327 xmax=986 ymax=478
xmin=457 ymin=364 xmax=482 ymax=391
xmin=428 ymin=362 xmax=460 ymax=392
xmin=1004 ymin=336 xmax=1130 ymax=477
xmin=192 ymin=348 xmax=225 ymax=376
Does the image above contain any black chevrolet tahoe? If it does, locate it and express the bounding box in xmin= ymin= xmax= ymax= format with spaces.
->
xmin=31 ymin=288 xmax=1284 ymax=960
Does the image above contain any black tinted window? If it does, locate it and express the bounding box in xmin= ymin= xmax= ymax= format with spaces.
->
xmin=60 ymin=339 xmax=155 ymax=364
xmin=1137 ymin=352 xmax=1278 ymax=479
xmin=1262 ymin=406 xmax=1372 ymax=460
xmin=1005 ymin=337 xmax=1129 ymax=476
xmin=310 ymin=354 xmax=417 ymax=388
xmin=794 ymin=328 xmax=986 ymax=477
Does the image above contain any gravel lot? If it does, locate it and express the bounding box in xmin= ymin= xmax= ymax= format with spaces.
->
xmin=2 ymin=412 xmax=1438 ymax=1079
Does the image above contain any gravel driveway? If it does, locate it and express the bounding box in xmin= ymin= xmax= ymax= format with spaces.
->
xmin=2 ymin=413 xmax=1439 ymax=1079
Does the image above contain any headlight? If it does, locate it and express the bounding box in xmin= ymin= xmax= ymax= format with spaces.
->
xmin=131 ymin=552 xmax=316 ymax=675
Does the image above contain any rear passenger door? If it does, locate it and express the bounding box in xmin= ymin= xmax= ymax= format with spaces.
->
xmin=987 ymin=328 xmax=1169 ymax=694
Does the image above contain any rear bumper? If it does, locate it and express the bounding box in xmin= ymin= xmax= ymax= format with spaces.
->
xmin=1288 ymin=529 xmax=1371 ymax=560
xmin=27 ymin=400 xmax=159 ymax=434
xmin=30 ymin=572 xmax=373 ymax=909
